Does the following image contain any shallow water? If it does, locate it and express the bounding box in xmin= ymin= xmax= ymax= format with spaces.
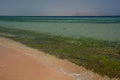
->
xmin=0 ymin=16 xmax=120 ymax=41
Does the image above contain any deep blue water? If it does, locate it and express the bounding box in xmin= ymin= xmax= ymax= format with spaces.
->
xmin=0 ymin=16 xmax=120 ymax=23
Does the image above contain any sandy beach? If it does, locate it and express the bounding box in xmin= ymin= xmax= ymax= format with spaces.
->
xmin=0 ymin=37 xmax=118 ymax=80
xmin=0 ymin=37 xmax=75 ymax=80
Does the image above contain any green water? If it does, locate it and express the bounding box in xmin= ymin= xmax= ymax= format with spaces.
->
xmin=0 ymin=16 xmax=120 ymax=41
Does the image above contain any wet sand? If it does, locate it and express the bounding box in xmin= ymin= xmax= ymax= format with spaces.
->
xmin=0 ymin=37 xmax=118 ymax=80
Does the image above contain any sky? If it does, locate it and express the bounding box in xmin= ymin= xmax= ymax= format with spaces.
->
xmin=0 ymin=0 xmax=120 ymax=16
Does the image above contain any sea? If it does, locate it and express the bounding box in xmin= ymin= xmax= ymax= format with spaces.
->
xmin=0 ymin=16 xmax=120 ymax=41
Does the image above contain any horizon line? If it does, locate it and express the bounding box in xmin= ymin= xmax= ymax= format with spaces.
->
xmin=0 ymin=15 xmax=120 ymax=17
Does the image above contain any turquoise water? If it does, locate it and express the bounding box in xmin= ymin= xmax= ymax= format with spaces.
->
xmin=0 ymin=16 xmax=120 ymax=41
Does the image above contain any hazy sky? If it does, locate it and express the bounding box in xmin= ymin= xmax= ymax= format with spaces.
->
xmin=0 ymin=0 xmax=120 ymax=16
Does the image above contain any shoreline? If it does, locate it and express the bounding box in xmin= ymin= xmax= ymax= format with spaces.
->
xmin=0 ymin=26 xmax=120 ymax=79
xmin=0 ymin=37 xmax=118 ymax=80
xmin=0 ymin=37 xmax=75 ymax=80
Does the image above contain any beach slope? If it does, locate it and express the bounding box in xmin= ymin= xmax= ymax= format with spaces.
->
xmin=0 ymin=37 xmax=75 ymax=80
xmin=0 ymin=37 xmax=118 ymax=80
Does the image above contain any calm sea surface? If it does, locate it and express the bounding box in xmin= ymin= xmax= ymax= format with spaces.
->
xmin=0 ymin=16 xmax=120 ymax=41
